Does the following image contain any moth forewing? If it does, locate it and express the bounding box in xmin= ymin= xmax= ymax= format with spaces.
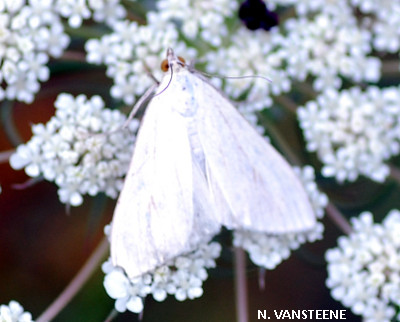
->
xmin=111 ymin=48 xmax=316 ymax=279
xmin=184 ymin=66 xmax=316 ymax=233
xmin=110 ymin=58 xmax=220 ymax=279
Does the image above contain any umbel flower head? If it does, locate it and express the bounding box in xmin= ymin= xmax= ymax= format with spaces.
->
xmin=326 ymin=210 xmax=400 ymax=321
xmin=298 ymin=86 xmax=400 ymax=183
xmin=10 ymin=93 xmax=139 ymax=206
xmin=0 ymin=0 xmax=126 ymax=103
xmin=102 ymin=226 xmax=222 ymax=314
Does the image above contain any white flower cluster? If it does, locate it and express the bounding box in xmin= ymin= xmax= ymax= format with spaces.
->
xmin=326 ymin=210 xmax=400 ymax=322
xmin=233 ymin=165 xmax=327 ymax=270
xmin=257 ymin=0 xmax=400 ymax=58
xmin=55 ymin=0 xmax=126 ymax=28
xmin=0 ymin=0 xmax=69 ymax=103
xmin=85 ymin=13 xmax=196 ymax=105
xmin=205 ymin=28 xmax=290 ymax=114
xmin=298 ymin=86 xmax=400 ymax=183
xmin=204 ymin=5 xmax=380 ymax=116
xmin=102 ymin=241 xmax=221 ymax=314
xmin=350 ymin=0 xmax=400 ymax=53
xmin=280 ymin=12 xmax=380 ymax=91
xmin=9 ymin=93 xmax=138 ymax=206
xmin=0 ymin=300 xmax=33 ymax=322
xmin=0 ymin=0 xmax=126 ymax=104
xmin=156 ymin=0 xmax=238 ymax=46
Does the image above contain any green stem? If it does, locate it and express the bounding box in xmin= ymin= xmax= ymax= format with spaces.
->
xmin=234 ymin=247 xmax=249 ymax=322
xmin=36 ymin=237 xmax=109 ymax=322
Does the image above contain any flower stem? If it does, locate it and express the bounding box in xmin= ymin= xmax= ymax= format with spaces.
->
xmin=389 ymin=164 xmax=400 ymax=184
xmin=326 ymin=202 xmax=352 ymax=235
xmin=274 ymin=95 xmax=298 ymax=114
xmin=0 ymin=149 xmax=14 ymax=163
xmin=382 ymin=59 xmax=400 ymax=76
xmin=234 ymin=247 xmax=249 ymax=322
xmin=36 ymin=237 xmax=109 ymax=322
xmin=0 ymin=100 xmax=23 ymax=146
xmin=104 ymin=308 xmax=118 ymax=322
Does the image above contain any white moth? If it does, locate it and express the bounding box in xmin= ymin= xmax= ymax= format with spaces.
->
xmin=111 ymin=48 xmax=316 ymax=278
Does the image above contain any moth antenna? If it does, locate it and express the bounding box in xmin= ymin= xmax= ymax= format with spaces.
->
xmin=124 ymin=55 xmax=177 ymax=130
xmin=143 ymin=61 xmax=160 ymax=85
xmin=151 ymin=57 xmax=176 ymax=98
xmin=197 ymin=70 xmax=271 ymax=83
xmin=124 ymin=51 xmax=178 ymax=129
xmin=122 ymin=83 xmax=158 ymax=128
xmin=155 ymin=66 xmax=174 ymax=97
xmin=83 ymin=64 xmax=160 ymax=137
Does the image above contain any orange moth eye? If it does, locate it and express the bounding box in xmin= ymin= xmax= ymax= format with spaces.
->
xmin=160 ymin=56 xmax=186 ymax=72
xmin=161 ymin=59 xmax=169 ymax=72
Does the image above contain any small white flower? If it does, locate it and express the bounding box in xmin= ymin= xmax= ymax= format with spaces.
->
xmin=18 ymin=52 xmax=49 ymax=82
xmin=0 ymin=300 xmax=33 ymax=322
xmin=55 ymin=0 xmax=91 ymax=28
xmin=172 ymin=270 xmax=203 ymax=301
xmin=103 ymin=265 xmax=151 ymax=313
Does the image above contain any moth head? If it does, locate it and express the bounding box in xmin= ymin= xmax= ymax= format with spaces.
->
xmin=161 ymin=48 xmax=186 ymax=72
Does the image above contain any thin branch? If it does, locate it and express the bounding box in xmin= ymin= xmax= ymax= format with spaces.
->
xmin=389 ymin=164 xmax=400 ymax=184
xmin=381 ymin=60 xmax=400 ymax=76
xmin=274 ymin=95 xmax=299 ymax=114
xmin=1 ymin=100 xmax=23 ymax=146
xmin=234 ymin=247 xmax=249 ymax=322
xmin=0 ymin=149 xmax=14 ymax=163
xmin=62 ymin=50 xmax=87 ymax=62
xmin=326 ymin=203 xmax=353 ymax=235
xmin=36 ymin=237 xmax=109 ymax=322
xmin=104 ymin=308 xmax=118 ymax=322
